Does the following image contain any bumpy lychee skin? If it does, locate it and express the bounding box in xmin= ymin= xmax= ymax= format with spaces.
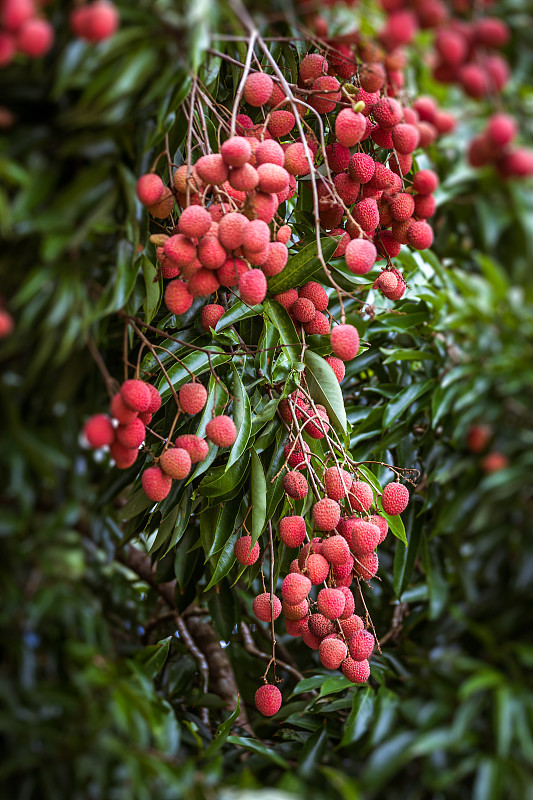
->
xmin=407 ymin=219 xmax=434 ymax=250
xmin=110 ymin=392 xmax=137 ymax=424
xmin=301 ymin=625 xmax=321 ymax=650
xmin=178 ymin=205 xmax=212 ymax=238
xmin=304 ymin=406 xmax=330 ymax=440
xmin=354 ymin=551 xmax=379 ymax=581
xmin=313 ymin=498 xmax=341 ymax=532
xmin=349 ymin=629 xmax=375 ymax=661
xmin=375 ymin=271 xmax=399 ymax=295
xmin=234 ymin=535 xmax=260 ymax=565
xmin=164 ymin=234 xmax=196 ymax=267
xmin=324 ymin=467 xmax=353 ymax=500
xmin=342 ymin=657 xmax=370 ymax=684
xmin=188 ymin=268 xmax=220 ymax=298
xmin=291 ymin=297 xmax=316 ymax=323
xmin=116 ymin=418 xmax=145 ymax=448
xmin=321 ymin=534 xmax=351 ymax=566
xmin=389 ymin=192 xmax=415 ymax=222
xmin=350 ymin=520 xmax=380 ymax=557
xmin=220 ymin=136 xmax=252 ymax=167
xmin=255 ymin=684 xmax=282 ymax=717
xmin=381 ymin=482 xmax=409 ymax=515
xmin=340 ymin=615 xmax=364 ymax=638
xmin=348 ymin=481 xmax=374 ymax=513
xmin=310 ymin=75 xmax=341 ymax=115
xmin=136 ymin=174 xmax=165 ymax=206
xmin=282 ymin=573 xmax=311 ymax=605
xmin=239 ymin=269 xmax=267 ymax=306
xmin=256 ymin=140 xmax=285 ymax=167
xmin=142 ymin=466 xmax=172 ymax=502
xmin=229 ymin=163 xmax=259 ymax=192
xmin=338 ymin=586 xmax=355 ymax=619
xmin=284 ymin=143 xmax=311 ymax=176
xmin=276 ymin=225 xmax=291 ymax=244
xmin=392 ymin=123 xmax=420 ymax=155
xmin=319 ymin=638 xmax=348 ymax=670
xmin=331 ymin=324 xmax=360 ymax=362
xmin=349 ymin=152 xmax=375 ymax=184
xmin=147 ymin=188 xmax=174 ymax=219
xmin=243 ymin=72 xmax=274 ymax=107
xmin=267 ymin=110 xmax=295 ymax=138
xmin=205 ymin=415 xmax=237 ymax=448
xmin=217 ymin=257 xmax=248 ymax=288
xmin=353 ymin=198 xmax=379 ymax=232
xmin=159 ymin=447 xmax=192 ymax=480
xmin=285 ymin=617 xmax=306 ymax=637
xmin=412 ymin=169 xmax=439 ymax=195
xmin=345 ymin=238 xmax=377 ymax=275
xmin=283 ymin=439 xmax=310 ymax=471
xmin=110 ymin=441 xmax=138 ymax=469
xmin=201 ymin=304 xmax=225 ymax=332
xmin=334 ymin=108 xmax=366 ymax=148
xmin=325 ymin=356 xmax=345 ymax=383
xmin=253 ymin=592 xmax=282 ymax=622
xmin=368 ymin=514 xmax=388 ymax=544
xmin=243 ymin=219 xmax=270 ymax=252
xmin=298 ymin=281 xmax=329 ymax=312
xmin=121 ymin=379 xmax=151 ymax=412
xmin=282 ymin=598 xmax=309 ymax=621
xmin=283 ymin=470 xmax=308 ymax=500
xmin=304 ymin=312 xmax=330 ymax=336
xmin=256 ymin=163 xmax=289 ymax=194
xmin=195 ymin=154 xmax=229 ymax=186
xmin=165 ymin=280 xmax=194 ymax=315
xmin=299 ymin=53 xmax=328 ymax=83
xmin=262 ymin=242 xmax=288 ymax=277
xmin=308 ymin=613 xmax=336 ymax=639
xmin=218 ymin=212 xmax=249 ymax=251
xmin=279 ymin=516 xmax=307 ymax=548
xmin=373 ymin=97 xmax=403 ymax=128
xmin=317 ymin=588 xmax=346 ymax=620
xmin=414 ymin=194 xmax=436 ymax=219
xmin=301 ymin=553 xmax=330 ymax=585
xmin=84 ymin=414 xmax=115 ymax=448
xmin=359 ymin=62 xmax=386 ymax=93
xmin=174 ymin=434 xmax=209 ymax=463
xmin=179 ymin=382 xmax=208 ymax=415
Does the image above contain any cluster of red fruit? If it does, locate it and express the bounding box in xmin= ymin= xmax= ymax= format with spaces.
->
xmin=466 ymin=423 xmax=509 ymax=474
xmin=468 ymin=113 xmax=533 ymax=179
xmin=238 ymin=453 xmax=410 ymax=716
xmin=0 ymin=0 xmax=119 ymax=66
xmin=82 ymin=378 xmax=237 ymax=501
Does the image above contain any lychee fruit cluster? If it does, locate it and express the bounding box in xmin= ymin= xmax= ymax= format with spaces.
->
xmin=468 ymin=113 xmax=533 ymax=179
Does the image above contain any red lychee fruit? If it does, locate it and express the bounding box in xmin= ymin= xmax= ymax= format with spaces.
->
xmin=83 ymin=414 xmax=115 ymax=448
xmin=174 ymin=434 xmax=209 ymax=463
xmin=407 ymin=219 xmax=434 ymax=250
xmin=279 ymin=516 xmax=307 ymax=548
xmin=279 ymin=390 xmax=309 ymax=423
xmin=243 ymin=72 xmax=274 ymax=107
xmin=218 ymin=212 xmax=249 ymax=251
xmin=304 ymin=312 xmax=331 ymax=336
xmin=304 ymin=406 xmax=330 ymax=440
xmin=325 ymin=143 xmax=351 ymax=174
xmin=110 ymin=393 xmax=137 ymax=424
xmin=256 ymin=140 xmax=285 ymax=167
xmin=18 ymin=18 xmax=54 ymax=57
xmin=1 ymin=0 xmax=34 ymax=32
xmin=319 ymin=637 xmax=347 ymax=670
xmin=115 ymin=418 xmax=145 ymax=448
xmin=205 ymin=415 xmax=237 ymax=448
xmin=256 ymin=163 xmax=289 ymax=194
xmin=284 ymin=439 xmax=311 ymax=471
xmin=234 ymin=535 xmax=260 ymax=565
xmin=143 ymin=384 xmax=161 ymax=415
xmin=342 ymin=657 xmax=370 ymax=683
xmin=368 ymin=514 xmax=388 ymax=544
xmin=324 ymin=467 xmax=353 ymax=500
xmin=136 ymin=174 xmax=165 ymax=206
xmin=334 ymin=108 xmax=366 ymax=148
xmin=486 ymin=113 xmax=517 ymax=148
xmin=372 ymin=125 xmax=394 ymax=149
xmin=267 ymin=110 xmax=295 ymax=138
xmin=298 ymin=281 xmax=329 ymax=312
xmin=242 ymin=219 xmax=270 ymax=252
xmin=334 ymin=173 xmax=361 ymax=205
xmin=0 ymin=34 xmax=15 ymax=68
xmin=466 ymin=424 xmax=492 ymax=454
xmin=273 ymin=288 xmax=298 ymax=311
xmin=282 ymin=572 xmax=311 ymax=605
xmin=392 ymin=123 xmax=420 ymax=154
xmin=414 ymin=194 xmax=436 ymax=218
xmin=313 ymin=498 xmax=342 ymax=532
xmin=165 ymin=280 xmax=194 ymax=315
xmin=348 ymin=153 xmax=376 ymax=183
xmin=299 ymin=53 xmax=329 ymax=83
xmin=381 ymin=9 xmax=418 ymax=48
xmin=142 ymin=466 xmax=172 ymax=502
xmin=109 ymin=441 xmax=138 ymax=469
xmin=350 ymin=519 xmax=380 ymax=557
xmin=74 ymin=0 xmax=119 ymax=42
xmin=283 ymin=598 xmax=309 ymax=621
xmin=164 ymin=234 xmax=196 ymax=267
xmin=359 ymin=62 xmax=386 ymax=93
xmin=261 ymin=242 xmax=288 ymax=277
xmin=301 ymin=553 xmax=330 ymax=584
xmin=353 ymin=198 xmax=379 ymax=232
xmin=381 ymin=482 xmax=409 ymax=515
xmin=283 ymin=470 xmax=309 ymax=500
xmin=458 ymin=63 xmax=488 ymax=99
xmin=201 ymin=304 xmax=225 ymax=332
xmin=348 ymin=480 xmax=374 ymax=512
xmin=331 ymin=324 xmax=360 ymax=361
xmin=284 ymin=143 xmax=311 ymax=176
xmin=285 ymin=617 xmax=306 ymax=636
xmin=276 ymin=225 xmax=291 ymax=244
xmin=239 ymin=269 xmax=267 ymax=306
xmin=340 ymin=615 xmax=364 ymax=638
xmin=253 ymin=592 xmax=282 ymax=622
xmin=308 ymin=614 xmax=335 ymax=639
xmin=195 ymin=154 xmax=229 ymax=185
xmin=481 ymin=452 xmax=509 ymax=473
xmin=354 ymin=551 xmax=379 ymax=580
xmin=316 ymin=353 xmax=343 ymax=388
xmin=317 ymin=588 xmax=346 ymax=620
xmin=220 ymin=136 xmax=252 ymax=167
xmin=498 ymin=148 xmax=533 ymax=179
xmin=291 ymin=297 xmax=316 ymax=323
xmin=373 ymin=97 xmax=403 ymax=129
xmin=435 ymin=28 xmax=467 ymax=67
xmin=159 ymin=447 xmax=192 ymax=480
xmin=412 ymin=169 xmax=439 ymax=195
xmin=121 ymin=379 xmax=151 ymax=412
xmin=345 ymin=238 xmax=377 ymax=275
xmin=309 ymin=75 xmax=341 ymax=114
xmin=338 ymin=586 xmax=355 ymax=619
xmin=349 ymin=629 xmax=375 ymax=661
xmin=179 ymin=382 xmax=207 ymax=415
xmin=475 ymin=17 xmax=510 ymax=48
xmin=321 ymin=534 xmax=351 ymax=566
xmin=229 ymin=163 xmax=259 ymax=192
xmin=255 ymin=684 xmax=282 ymax=717
xmin=188 ymin=268 xmax=220 ymax=298
xmin=217 ymin=256 xmax=248 ymax=287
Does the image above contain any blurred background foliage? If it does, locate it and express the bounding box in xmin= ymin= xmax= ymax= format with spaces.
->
xmin=1 ymin=1 xmax=532 ymax=799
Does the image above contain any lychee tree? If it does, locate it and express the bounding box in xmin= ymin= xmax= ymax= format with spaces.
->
xmin=0 ymin=0 xmax=532 ymax=798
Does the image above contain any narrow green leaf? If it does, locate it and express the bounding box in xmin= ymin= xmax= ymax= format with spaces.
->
xmin=133 ymin=636 xmax=171 ymax=679
xmin=267 ymin=237 xmax=338 ymax=292
xmin=250 ymin=448 xmax=267 ymax=548
xmin=298 ymin=726 xmax=329 ymax=777
xmin=263 ymin=299 xmax=301 ymax=365
xmin=215 ymin=300 xmax=263 ymax=331
xmin=204 ymin=699 xmax=241 ymax=760
xmin=141 ymin=255 xmax=161 ymax=324
xmin=225 ymin=365 xmax=252 ymax=471
xmin=339 ymin=688 xmax=374 ymax=747
xmin=304 ymin=350 xmax=347 ymax=434
xmin=204 ymin=527 xmax=237 ymax=591
xmin=226 ymin=736 xmax=289 ymax=768
xmin=382 ymin=380 xmax=434 ymax=429
xmin=160 ymin=347 xmax=231 ymax=398
xmin=199 ymin=451 xmax=251 ymax=499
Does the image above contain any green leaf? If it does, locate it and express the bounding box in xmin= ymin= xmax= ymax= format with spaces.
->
xmin=304 ymin=350 xmax=347 ymax=434
xmin=141 ymin=255 xmax=161 ymax=324
xmin=215 ymin=300 xmax=263 ymax=331
xmin=250 ymin=448 xmax=267 ymax=548
xmin=133 ymin=636 xmax=171 ymax=679
xmin=267 ymin=237 xmax=338 ymax=292
xmin=160 ymin=347 xmax=232 ymax=398
xmin=204 ymin=699 xmax=241 ymax=760
xmin=225 ymin=365 xmax=252 ymax=471
xmin=199 ymin=451 xmax=251 ymax=499
xmin=226 ymin=736 xmax=289 ymax=767
xmin=381 ymin=348 xmax=438 ymax=364
xmin=298 ymin=726 xmax=329 ymax=778
xmin=291 ymin=675 xmax=325 ymax=696
xmin=339 ymin=688 xmax=374 ymax=747
xmin=318 ymin=676 xmax=354 ymax=697
xmin=382 ymin=379 xmax=434 ymax=429
xmin=204 ymin=527 xmax=237 ymax=591
xmin=263 ymin=299 xmax=301 ymax=365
